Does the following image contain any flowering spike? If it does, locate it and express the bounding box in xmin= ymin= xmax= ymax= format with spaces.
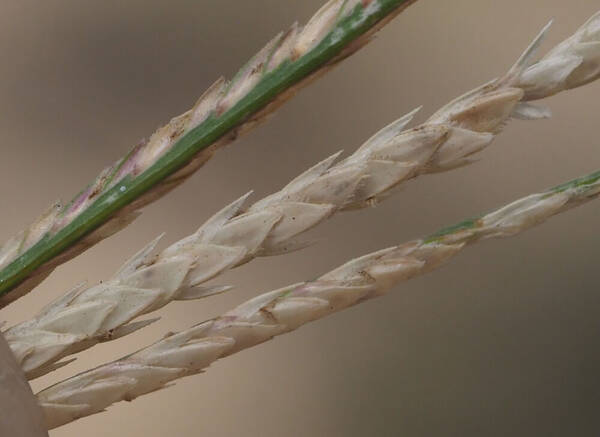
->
xmin=37 ymin=166 xmax=600 ymax=428
xmin=0 ymin=0 xmax=419 ymax=305
xmin=11 ymin=10 xmax=600 ymax=380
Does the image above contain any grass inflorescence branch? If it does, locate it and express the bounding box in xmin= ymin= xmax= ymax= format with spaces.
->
xmin=37 ymin=166 xmax=600 ymax=429
xmin=0 ymin=0 xmax=418 ymax=307
xmin=7 ymin=9 xmax=600 ymax=381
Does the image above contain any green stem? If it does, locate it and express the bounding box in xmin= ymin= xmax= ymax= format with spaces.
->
xmin=0 ymin=0 xmax=415 ymax=304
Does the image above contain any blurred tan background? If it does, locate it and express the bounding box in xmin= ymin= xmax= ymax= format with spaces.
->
xmin=0 ymin=1 xmax=599 ymax=436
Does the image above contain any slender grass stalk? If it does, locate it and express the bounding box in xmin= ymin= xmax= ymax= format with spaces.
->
xmin=0 ymin=0 xmax=419 ymax=307
xmin=37 ymin=167 xmax=600 ymax=429
xmin=7 ymin=10 xmax=600 ymax=380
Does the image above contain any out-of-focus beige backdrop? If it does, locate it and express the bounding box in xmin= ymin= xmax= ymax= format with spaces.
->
xmin=0 ymin=1 xmax=598 ymax=436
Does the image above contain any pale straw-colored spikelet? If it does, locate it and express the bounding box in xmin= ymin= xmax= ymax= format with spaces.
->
xmin=0 ymin=203 xmax=62 ymax=270
xmin=517 ymin=11 xmax=600 ymax=100
xmin=0 ymin=0 xmax=413 ymax=307
xmin=7 ymin=11 xmax=600 ymax=381
xmin=37 ymin=169 xmax=600 ymax=429
xmin=292 ymin=0 xmax=345 ymax=58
